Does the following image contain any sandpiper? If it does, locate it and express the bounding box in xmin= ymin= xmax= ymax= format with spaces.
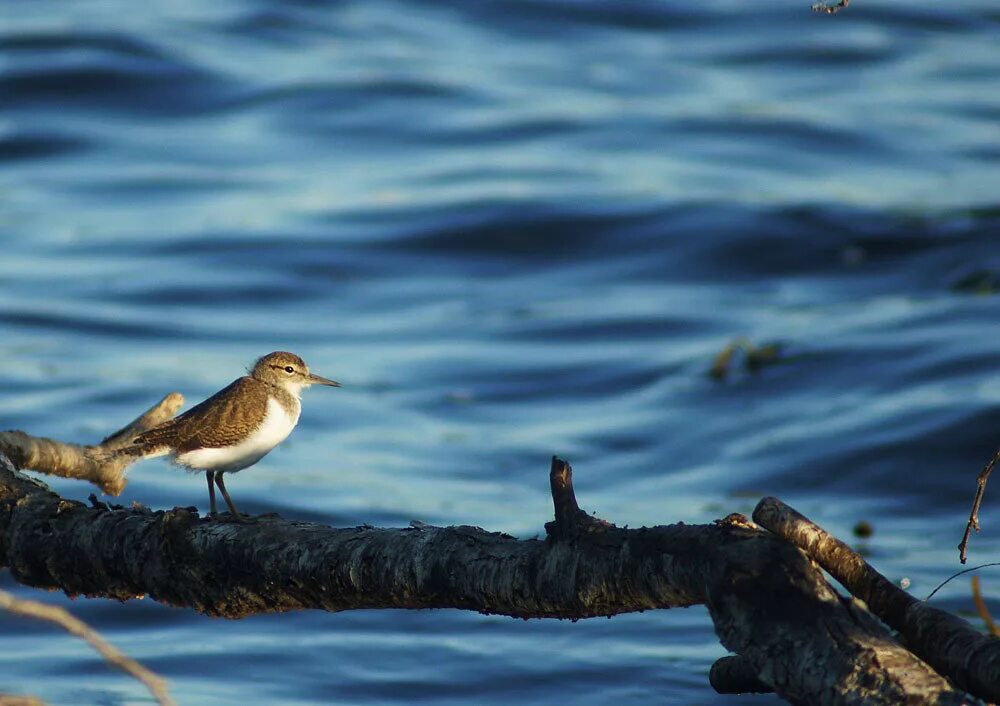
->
xmin=130 ymin=351 xmax=340 ymax=519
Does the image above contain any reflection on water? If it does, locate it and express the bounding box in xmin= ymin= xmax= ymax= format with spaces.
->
xmin=2 ymin=0 xmax=999 ymax=703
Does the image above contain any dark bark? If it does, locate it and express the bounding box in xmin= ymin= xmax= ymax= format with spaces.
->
xmin=710 ymin=656 xmax=772 ymax=694
xmin=0 ymin=454 xmax=709 ymax=618
xmin=0 ymin=450 xmax=979 ymax=705
xmin=755 ymin=496 xmax=1000 ymax=703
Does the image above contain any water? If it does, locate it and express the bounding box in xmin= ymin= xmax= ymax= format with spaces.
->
xmin=1 ymin=0 xmax=999 ymax=703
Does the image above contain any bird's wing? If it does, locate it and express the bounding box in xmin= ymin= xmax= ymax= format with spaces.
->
xmin=132 ymin=377 xmax=270 ymax=452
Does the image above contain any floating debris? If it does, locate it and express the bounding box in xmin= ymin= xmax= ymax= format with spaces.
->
xmin=950 ymin=269 xmax=1000 ymax=296
xmin=853 ymin=520 xmax=874 ymax=538
xmin=746 ymin=343 xmax=783 ymax=373
xmin=812 ymin=0 xmax=849 ymax=13
xmin=709 ymin=340 xmax=742 ymax=380
xmin=710 ymin=338 xmax=787 ymax=380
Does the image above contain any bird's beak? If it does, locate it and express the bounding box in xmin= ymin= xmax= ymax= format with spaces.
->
xmin=308 ymin=373 xmax=341 ymax=387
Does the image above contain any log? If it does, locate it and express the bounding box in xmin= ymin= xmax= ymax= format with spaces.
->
xmin=0 ymin=440 xmax=980 ymax=705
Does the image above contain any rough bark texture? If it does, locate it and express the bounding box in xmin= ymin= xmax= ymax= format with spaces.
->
xmin=0 ymin=448 xmax=980 ymax=705
xmin=0 ymin=454 xmax=707 ymax=617
xmin=0 ymin=393 xmax=183 ymax=495
xmin=755 ymin=496 xmax=1000 ymax=703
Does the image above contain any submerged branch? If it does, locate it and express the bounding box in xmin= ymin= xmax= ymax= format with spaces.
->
xmin=0 ymin=589 xmax=174 ymax=706
xmin=971 ymin=576 xmax=999 ymax=637
xmin=0 ymin=393 xmax=183 ymax=495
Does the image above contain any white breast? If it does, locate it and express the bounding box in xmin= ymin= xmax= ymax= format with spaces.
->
xmin=175 ymin=398 xmax=298 ymax=473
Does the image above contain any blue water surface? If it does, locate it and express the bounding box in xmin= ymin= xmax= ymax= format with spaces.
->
xmin=1 ymin=0 xmax=999 ymax=703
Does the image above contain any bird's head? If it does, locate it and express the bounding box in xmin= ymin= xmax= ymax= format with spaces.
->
xmin=250 ymin=351 xmax=341 ymax=397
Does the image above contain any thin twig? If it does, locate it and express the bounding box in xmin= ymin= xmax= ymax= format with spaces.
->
xmin=0 ymin=589 xmax=175 ymax=706
xmin=971 ymin=576 xmax=999 ymax=636
xmin=925 ymin=562 xmax=1000 ymax=602
xmin=959 ymin=445 xmax=1000 ymax=564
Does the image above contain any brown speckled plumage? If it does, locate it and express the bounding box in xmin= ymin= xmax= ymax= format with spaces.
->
xmin=129 ymin=351 xmax=340 ymax=518
xmin=131 ymin=352 xmax=330 ymax=453
xmin=133 ymin=376 xmax=274 ymax=452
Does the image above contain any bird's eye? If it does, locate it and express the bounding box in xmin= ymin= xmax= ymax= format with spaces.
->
xmin=284 ymin=366 xmax=294 ymax=373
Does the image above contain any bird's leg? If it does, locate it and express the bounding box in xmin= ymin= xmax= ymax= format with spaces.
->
xmin=214 ymin=472 xmax=245 ymax=522
xmin=207 ymin=471 xmax=217 ymax=516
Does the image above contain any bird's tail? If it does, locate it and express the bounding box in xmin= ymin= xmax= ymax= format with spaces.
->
xmin=86 ymin=439 xmax=168 ymax=469
xmin=117 ymin=441 xmax=170 ymax=459
xmin=118 ymin=424 xmax=176 ymax=459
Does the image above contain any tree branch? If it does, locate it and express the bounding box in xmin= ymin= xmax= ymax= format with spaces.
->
xmin=0 ymin=589 xmax=174 ymax=706
xmin=754 ymin=496 xmax=1000 ymax=703
xmin=0 ymin=444 xmax=980 ymax=705
xmin=0 ymin=393 xmax=183 ymax=495
xmin=959 ymin=444 xmax=1000 ymax=563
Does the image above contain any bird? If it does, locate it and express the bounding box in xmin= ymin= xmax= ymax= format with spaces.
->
xmin=129 ymin=351 xmax=340 ymax=520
